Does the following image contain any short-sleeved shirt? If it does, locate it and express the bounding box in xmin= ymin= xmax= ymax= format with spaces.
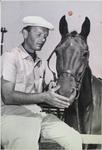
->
xmin=1 ymin=45 xmax=53 ymax=116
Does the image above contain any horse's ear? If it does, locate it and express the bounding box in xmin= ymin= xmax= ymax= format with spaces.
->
xmin=80 ymin=17 xmax=90 ymax=40
xmin=59 ymin=15 xmax=69 ymax=38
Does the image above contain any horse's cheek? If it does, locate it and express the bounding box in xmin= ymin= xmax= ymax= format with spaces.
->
xmin=56 ymin=54 xmax=63 ymax=74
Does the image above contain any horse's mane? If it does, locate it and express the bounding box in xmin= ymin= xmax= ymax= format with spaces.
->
xmin=78 ymin=66 xmax=93 ymax=110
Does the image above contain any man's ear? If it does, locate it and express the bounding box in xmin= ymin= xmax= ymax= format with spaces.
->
xmin=22 ymin=29 xmax=28 ymax=39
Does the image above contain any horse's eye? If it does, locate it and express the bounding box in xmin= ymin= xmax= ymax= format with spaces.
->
xmin=83 ymin=51 xmax=89 ymax=57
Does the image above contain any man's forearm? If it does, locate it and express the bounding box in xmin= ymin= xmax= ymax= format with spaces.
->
xmin=3 ymin=90 xmax=45 ymax=105
xmin=2 ymin=79 xmax=70 ymax=108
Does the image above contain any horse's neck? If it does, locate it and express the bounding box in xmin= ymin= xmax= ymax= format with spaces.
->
xmin=78 ymin=66 xmax=93 ymax=110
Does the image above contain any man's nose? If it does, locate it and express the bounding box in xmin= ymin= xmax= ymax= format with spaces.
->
xmin=41 ymin=37 xmax=46 ymax=42
xmin=40 ymin=35 xmax=46 ymax=42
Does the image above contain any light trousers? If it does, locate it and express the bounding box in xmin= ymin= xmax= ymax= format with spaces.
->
xmin=1 ymin=113 xmax=82 ymax=150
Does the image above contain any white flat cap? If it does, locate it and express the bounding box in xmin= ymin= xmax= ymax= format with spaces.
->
xmin=22 ymin=16 xmax=54 ymax=30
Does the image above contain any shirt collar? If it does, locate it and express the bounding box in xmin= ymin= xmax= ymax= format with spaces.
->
xmin=18 ymin=44 xmax=31 ymax=59
xmin=18 ymin=44 xmax=42 ymax=67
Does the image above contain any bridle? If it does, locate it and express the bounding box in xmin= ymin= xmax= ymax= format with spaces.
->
xmin=47 ymin=34 xmax=89 ymax=100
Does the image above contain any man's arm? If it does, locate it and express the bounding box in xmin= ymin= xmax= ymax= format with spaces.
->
xmin=1 ymin=78 xmax=72 ymax=108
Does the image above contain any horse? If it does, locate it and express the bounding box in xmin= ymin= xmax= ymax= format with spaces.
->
xmin=47 ymin=15 xmax=102 ymax=149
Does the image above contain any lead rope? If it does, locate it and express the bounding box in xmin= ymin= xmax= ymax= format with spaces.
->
xmin=47 ymin=50 xmax=63 ymax=118
xmin=47 ymin=50 xmax=57 ymax=82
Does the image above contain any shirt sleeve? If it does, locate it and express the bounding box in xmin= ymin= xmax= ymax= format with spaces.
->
xmin=2 ymin=52 xmax=17 ymax=83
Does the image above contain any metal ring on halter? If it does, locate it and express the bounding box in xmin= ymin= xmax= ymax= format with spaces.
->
xmin=66 ymin=70 xmax=72 ymax=74
xmin=65 ymin=70 xmax=74 ymax=77
xmin=60 ymin=69 xmax=76 ymax=80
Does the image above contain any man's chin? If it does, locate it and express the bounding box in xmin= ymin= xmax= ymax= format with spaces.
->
xmin=35 ymin=47 xmax=42 ymax=51
xmin=35 ymin=45 xmax=43 ymax=51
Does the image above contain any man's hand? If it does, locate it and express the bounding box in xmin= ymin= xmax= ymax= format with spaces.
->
xmin=43 ymin=84 xmax=76 ymax=108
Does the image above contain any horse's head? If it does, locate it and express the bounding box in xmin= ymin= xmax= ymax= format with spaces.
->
xmin=55 ymin=15 xmax=90 ymax=103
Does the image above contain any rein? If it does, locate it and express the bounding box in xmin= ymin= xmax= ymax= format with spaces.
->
xmin=47 ymin=49 xmax=57 ymax=82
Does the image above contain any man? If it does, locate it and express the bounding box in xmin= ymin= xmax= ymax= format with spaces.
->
xmin=1 ymin=16 xmax=82 ymax=150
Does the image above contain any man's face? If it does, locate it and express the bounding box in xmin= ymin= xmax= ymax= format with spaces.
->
xmin=24 ymin=26 xmax=49 ymax=52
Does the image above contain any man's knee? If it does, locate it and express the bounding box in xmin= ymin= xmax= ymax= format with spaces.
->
xmin=63 ymin=131 xmax=82 ymax=150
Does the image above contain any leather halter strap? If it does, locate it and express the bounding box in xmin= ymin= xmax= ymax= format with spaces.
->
xmin=47 ymin=49 xmax=57 ymax=81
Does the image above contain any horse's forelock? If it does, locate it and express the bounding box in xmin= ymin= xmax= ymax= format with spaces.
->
xmin=70 ymin=31 xmax=78 ymax=37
